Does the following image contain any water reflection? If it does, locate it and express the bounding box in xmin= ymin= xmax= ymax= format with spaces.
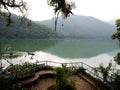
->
xmin=0 ymin=39 xmax=62 ymax=52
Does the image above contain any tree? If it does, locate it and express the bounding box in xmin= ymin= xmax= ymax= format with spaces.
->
xmin=0 ymin=0 xmax=27 ymax=25
xmin=112 ymin=19 xmax=120 ymax=64
xmin=98 ymin=63 xmax=112 ymax=81
xmin=114 ymin=52 xmax=120 ymax=64
xmin=112 ymin=19 xmax=120 ymax=41
xmin=47 ymin=0 xmax=75 ymax=31
xmin=0 ymin=1 xmax=26 ymax=75
xmin=0 ymin=0 xmax=75 ymax=30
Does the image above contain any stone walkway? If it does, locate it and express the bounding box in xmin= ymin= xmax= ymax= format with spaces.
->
xmin=17 ymin=70 xmax=108 ymax=90
xmin=30 ymin=74 xmax=97 ymax=90
xmin=18 ymin=70 xmax=55 ymax=86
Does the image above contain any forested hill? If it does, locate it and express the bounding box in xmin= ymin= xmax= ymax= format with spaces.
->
xmin=40 ymin=15 xmax=116 ymax=39
xmin=0 ymin=14 xmax=61 ymax=39
xmin=0 ymin=14 xmax=116 ymax=39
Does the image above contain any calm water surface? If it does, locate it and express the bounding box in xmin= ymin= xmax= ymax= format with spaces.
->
xmin=0 ymin=39 xmax=119 ymax=58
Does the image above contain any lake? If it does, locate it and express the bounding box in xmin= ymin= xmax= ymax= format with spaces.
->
xmin=0 ymin=39 xmax=120 ymax=67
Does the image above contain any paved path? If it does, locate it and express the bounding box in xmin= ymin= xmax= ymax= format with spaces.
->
xmin=17 ymin=70 xmax=107 ymax=90
xmin=30 ymin=74 xmax=97 ymax=90
xmin=18 ymin=70 xmax=55 ymax=85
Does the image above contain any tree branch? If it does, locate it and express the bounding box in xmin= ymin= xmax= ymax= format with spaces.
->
xmin=0 ymin=0 xmax=27 ymax=25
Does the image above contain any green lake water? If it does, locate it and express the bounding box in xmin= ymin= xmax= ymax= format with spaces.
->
xmin=0 ymin=39 xmax=119 ymax=58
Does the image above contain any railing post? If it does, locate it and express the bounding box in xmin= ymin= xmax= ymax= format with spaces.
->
xmin=46 ymin=61 xmax=48 ymax=66
xmin=94 ymin=68 xmax=99 ymax=78
xmin=81 ymin=62 xmax=83 ymax=68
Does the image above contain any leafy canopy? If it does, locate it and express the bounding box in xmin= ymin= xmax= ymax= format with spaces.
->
xmin=112 ymin=19 xmax=120 ymax=41
xmin=48 ymin=0 xmax=76 ymax=31
xmin=112 ymin=19 xmax=120 ymax=64
xmin=0 ymin=0 xmax=27 ymax=25
xmin=0 ymin=0 xmax=75 ymax=29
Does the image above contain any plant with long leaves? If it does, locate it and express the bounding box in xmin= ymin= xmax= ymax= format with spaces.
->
xmin=53 ymin=65 xmax=76 ymax=90
xmin=98 ymin=62 xmax=112 ymax=82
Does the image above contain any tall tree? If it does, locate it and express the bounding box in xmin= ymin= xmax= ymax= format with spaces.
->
xmin=0 ymin=0 xmax=27 ymax=25
xmin=0 ymin=0 xmax=75 ymax=30
xmin=112 ymin=19 xmax=120 ymax=41
xmin=48 ymin=0 xmax=75 ymax=31
xmin=112 ymin=19 xmax=120 ymax=64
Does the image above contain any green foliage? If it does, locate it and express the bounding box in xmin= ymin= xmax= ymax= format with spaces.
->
xmin=52 ymin=65 xmax=76 ymax=90
xmin=76 ymin=67 xmax=86 ymax=74
xmin=112 ymin=75 xmax=120 ymax=90
xmin=112 ymin=31 xmax=120 ymax=40
xmin=0 ymin=14 xmax=61 ymax=39
xmin=112 ymin=19 xmax=120 ymax=41
xmin=114 ymin=52 xmax=120 ymax=64
xmin=110 ymin=71 xmax=120 ymax=90
xmin=17 ymin=63 xmax=35 ymax=77
xmin=6 ymin=62 xmax=45 ymax=80
xmin=48 ymin=0 xmax=75 ymax=18
xmin=112 ymin=19 xmax=120 ymax=64
xmin=116 ymin=19 xmax=120 ymax=30
xmin=0 ymin=0 xmax=27 ymax=25
xmin=98 ymin=62 xmax=112 ymax=81
xmin=48 ymin=0 xmax=75 ymax=31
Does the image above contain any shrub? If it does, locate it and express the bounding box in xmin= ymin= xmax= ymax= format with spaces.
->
xmin=98 ymin=63 xmax=112 ymax=82
xmin=76 ymin=67 xmax=86 ymax=74
xmin=114 ymin=52 xmax=120 ymax=64
xmin=52 ymin=66 xmax=76 ymax=90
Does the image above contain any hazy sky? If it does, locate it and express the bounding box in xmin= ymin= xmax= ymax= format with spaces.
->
xmin=22 ymin=0 xmax=120 ymax=21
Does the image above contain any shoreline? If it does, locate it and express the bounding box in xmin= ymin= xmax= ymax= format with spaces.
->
xmin=1 ymin=51 xmax=119 ymax=69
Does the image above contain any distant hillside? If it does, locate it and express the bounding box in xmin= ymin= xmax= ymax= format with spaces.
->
xmin=0 ymin=14 xmax=61 ymax=39
xmin=40 ymin=15 xmax=116 ymax=39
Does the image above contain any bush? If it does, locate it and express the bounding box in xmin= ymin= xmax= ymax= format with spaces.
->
xmin=111 ymin=73 xmax=120 ymax=90
xmin=76 ymin=67 xmax=86 ymax=74
xmin=53 ymin=66 xmax=76 ymax=90
xmin=114 ymin=52 xmax=120 ymax=64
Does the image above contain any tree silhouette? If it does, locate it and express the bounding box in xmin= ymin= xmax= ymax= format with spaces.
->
xmin=112 ymin=19 xmax=120 ymax=41
xmin=112 ymin=19 xmax=120 ymax=64
xmin=0 ymin=0 xmax=75 ymax=29
xmin=48 ymin=0 xmax=76 ymax=31
xmin=0 ymin=0 xmax=27 ymax=25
